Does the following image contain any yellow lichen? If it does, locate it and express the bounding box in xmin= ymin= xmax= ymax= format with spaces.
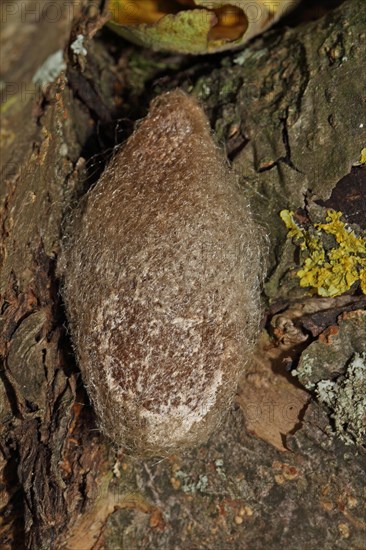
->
xmin=360 ymin=269 xmax=366 ymax=294
xmin=279 ymin=210 xmax=304 ymax=241
xmin=280 ymin=209 xmax=366 ymax=297
xmin=360 ymin=147 xmax=366 ymax=165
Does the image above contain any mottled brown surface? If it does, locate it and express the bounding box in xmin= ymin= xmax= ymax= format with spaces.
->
xmin=62 ymin=91 xmax=262 ymax=456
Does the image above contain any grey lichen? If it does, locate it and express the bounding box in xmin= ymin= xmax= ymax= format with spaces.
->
xmin=292 ymin=311 xmax=366 ymax=390
xmin=315 ymin=353 xmax=366 ymax=445
xmin=70 ymin=34 xmax=87 ymax=56
xmin=291 ymin=356 xmax=316 ymax=390
xmin=32 ymin=50 xmax=66 ymax=86
xmin=175 ymin=470 xmax=209 ymax=494
xmin=214 ymin=458 xmax=227 ymax=480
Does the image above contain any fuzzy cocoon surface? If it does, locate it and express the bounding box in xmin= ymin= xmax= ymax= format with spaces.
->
xmin=62 ymin=90 xmax=262 ymax=457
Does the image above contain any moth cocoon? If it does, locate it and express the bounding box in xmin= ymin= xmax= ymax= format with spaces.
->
xmin=62 ymin=90 xmax=262 ymax=456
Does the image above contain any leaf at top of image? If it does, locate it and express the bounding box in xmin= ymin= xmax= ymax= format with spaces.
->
xmin=107 ymin=0 xmax=299 ymax=54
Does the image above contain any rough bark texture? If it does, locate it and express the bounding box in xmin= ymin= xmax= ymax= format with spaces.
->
xmin=0 ymin=0 xmax=365 ymax=549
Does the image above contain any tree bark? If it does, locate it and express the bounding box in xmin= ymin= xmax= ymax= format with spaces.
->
xmin=0 ymin=0 xmax=365 ymax=548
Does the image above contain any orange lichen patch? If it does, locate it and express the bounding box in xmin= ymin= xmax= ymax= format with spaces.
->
xmin=274 ymin=474 xmax=285 ymax=485
xmin=170 ymin=476 xmax=181 ymax=490
xmin=338 ymin=523 xmax=350 ymax=538
xmin=212 ymin=498 xmax=254 ymax=534
xmin=217 ymin=497 xmax=252 ymax=525
xmin=339 ymin=309 xmax=366 ymax=322
xmin=346 ymin=495 xmax=359 ymax=509
xmin=237 ymin=332 xmax=310 ymax=452
xmin=318 ymin=324 xmax=339 ymax=344
xmin=337 ymin=496 xmax=366 ymax=530
xmin=283 ymin=465 xmax=299 ymax=480
xmin=149 ymin=508 xmax=165 ymax=530
xmin=321 ymin=500 xmax=335 ymax=512
xmin=317 ymin=483 xmax=365 ymax=529
xmin=272 ymin=460 xmax=300 ymax=481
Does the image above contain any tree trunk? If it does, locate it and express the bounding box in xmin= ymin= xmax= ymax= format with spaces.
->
xmin=1 ymin=0 xmax=365 ymax=548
